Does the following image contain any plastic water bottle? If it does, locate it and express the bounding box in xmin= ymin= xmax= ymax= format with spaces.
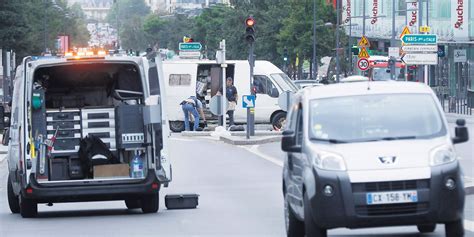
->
xmin=131 ymin=153 xmax=144 ymax=178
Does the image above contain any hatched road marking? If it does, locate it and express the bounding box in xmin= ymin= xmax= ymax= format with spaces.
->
xmin=241 ymin=145 xmax=283 ymax=167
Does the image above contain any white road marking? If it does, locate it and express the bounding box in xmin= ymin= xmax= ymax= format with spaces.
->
xmin=465 ymin=219 xmax=474 ymax=233
xmin=241 ymin=145 xmax=283 ymax=167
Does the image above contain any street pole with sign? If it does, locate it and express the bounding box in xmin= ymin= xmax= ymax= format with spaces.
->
xmin=245 ymin=16 xmax=256 ymax=138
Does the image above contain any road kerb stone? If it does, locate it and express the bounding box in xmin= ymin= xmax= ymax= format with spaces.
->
xmin=220 ymin=135 xmax=280 ymax=145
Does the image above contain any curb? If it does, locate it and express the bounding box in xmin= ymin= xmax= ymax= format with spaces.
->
xmin=445 ymin=113 xmax=474 ymax=124
xmin=466 ymin=185 xmax=474 ymax=195
xmin=181 ymin=130 xmax=282 ymax=137
xmin=220 ymin=135 xmax=281 ymax=145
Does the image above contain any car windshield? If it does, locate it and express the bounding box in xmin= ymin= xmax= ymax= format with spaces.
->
xmin=372 ymin=67 xmax=405 ymax=81
xmin=309 ymin=93 xmax=446 ymax=143
xmin=271 ymin=73 xmax=298 ymax=92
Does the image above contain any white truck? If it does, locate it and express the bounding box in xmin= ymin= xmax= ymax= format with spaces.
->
xmin=3 ymin=52 xmax=172 ymax=217
xmin=162 ymin=60 xmax=298 ymax=131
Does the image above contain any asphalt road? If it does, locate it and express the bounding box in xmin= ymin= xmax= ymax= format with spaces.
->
xmin=0 ymin=123 xmax=472 ymax=236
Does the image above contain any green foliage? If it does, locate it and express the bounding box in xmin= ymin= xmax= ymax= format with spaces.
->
xmin=0 ymin=0 xmax=90 ymax=62
xmin=107 ymin=0 xmax=151 ymax=50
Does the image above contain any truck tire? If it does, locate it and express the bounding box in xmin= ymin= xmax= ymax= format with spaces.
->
xmin=417 ymin=224 xmax=436 ymax=233
xmin=272 ymin=112 xmax=287 ymax=131
xmin=284 ymin=192 xmax=304 ymax=237
xmin=19 ymin=195 xmax=37 ymax=218
xmin=445 ymin=219 xmax=464 ymax=237
xmin=304 ymin=194 xmax=327 ymax=237
xmin=125 ymin=199 xmax=141 ymax=209
xmin=170 ymin=121 xmax=185 ymax=132
xmin=141 ymin=192 xmax=159 ymax=213
xmin=7 ymin=174 xmax=20 ymax=214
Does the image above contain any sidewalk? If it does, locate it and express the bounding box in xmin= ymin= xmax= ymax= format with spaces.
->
xmin=445 ymin=112 xmax=474 ymax=124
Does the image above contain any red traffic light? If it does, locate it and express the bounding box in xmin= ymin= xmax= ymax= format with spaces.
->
xmin=245 ymin=17 xmax=255 ymax=27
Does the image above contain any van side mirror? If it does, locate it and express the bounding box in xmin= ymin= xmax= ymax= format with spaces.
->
xmin=281 ymin=130 xmax=301 ymax=153
xmin=270 ymin=88 xmax=279 ymax=98
xmin=452 ymin=119 xmax=469 ymax=144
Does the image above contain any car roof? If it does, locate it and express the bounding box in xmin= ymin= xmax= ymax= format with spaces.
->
xmin=29 ymin=56 xmax=142 ymax=67
xmin=340 ymin=75 xmax=369 ymax=82
xmin=301 ymin=81 xmax=433 ymax=100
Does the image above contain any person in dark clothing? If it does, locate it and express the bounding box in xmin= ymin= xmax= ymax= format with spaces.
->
xmin=225 ymin=77 xmax=238 ymax=126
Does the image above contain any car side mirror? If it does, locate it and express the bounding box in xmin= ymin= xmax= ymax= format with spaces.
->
xmin=270 ymin=88 xmax=279 ymax=98
xmin=281 ymin=130 xmax=301 ymax=153
xmin=452 ymin=119 xmax=469 ymax=144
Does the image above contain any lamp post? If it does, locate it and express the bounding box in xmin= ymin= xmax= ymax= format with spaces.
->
xmin=336 ymin=0 xmax=341 ymax=83
xmin=312 ymin=0 xmax=317 ymax=80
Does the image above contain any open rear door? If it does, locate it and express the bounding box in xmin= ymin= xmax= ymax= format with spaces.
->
xmin=142 ymin=55 xmax=172 ymax=186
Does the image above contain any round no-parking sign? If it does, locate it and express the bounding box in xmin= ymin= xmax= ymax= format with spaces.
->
xmin=357 ymin=58 xmax=370 ymax=71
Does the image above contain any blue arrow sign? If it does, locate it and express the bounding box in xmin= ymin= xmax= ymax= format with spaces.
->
xmin=242 ymin=95 xmax=256 ymax=108
xmin=401 ymin=34 xmax=437 ymax=45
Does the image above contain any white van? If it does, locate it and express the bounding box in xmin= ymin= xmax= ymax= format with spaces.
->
xmin=162 ymin=60 xmax=298 ymax=131
xmin=2 ymin=53 xmax=172 ymax=217
xmin=282 ymin=82 xmax=469 ymax=237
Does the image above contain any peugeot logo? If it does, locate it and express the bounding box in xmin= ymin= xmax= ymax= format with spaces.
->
xmin=379 ymin=156 xmax=397 ymax=164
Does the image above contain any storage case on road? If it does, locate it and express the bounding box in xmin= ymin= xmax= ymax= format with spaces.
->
xmin=165 ymin=194 xmax=199 ymax=209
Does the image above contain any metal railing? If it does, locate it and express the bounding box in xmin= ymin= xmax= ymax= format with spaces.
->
xmin=435 ymin=87 xmax=473 ymax=115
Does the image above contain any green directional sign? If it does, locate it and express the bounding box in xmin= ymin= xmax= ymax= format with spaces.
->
xmin=401 ymin=34 xmax=437 ymax=45
xmin=179 ymin=42 xmax=202 ymax=51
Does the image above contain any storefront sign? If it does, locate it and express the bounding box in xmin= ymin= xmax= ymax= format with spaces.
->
xmin=342 ymin=0 xmax=351 ymax=24
xmin=371 ymin=0 xmax=379 ymax=24
xmin=453 ymin=49 xmax=467 ymax=63
xmin=451 ymin=0 xmax=469 ymax=40
xmin=406 ymin=2 xmax=419 ymax=32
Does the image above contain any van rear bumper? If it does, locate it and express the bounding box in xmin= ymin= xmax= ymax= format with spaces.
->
xmin=24 ymin=170 xmax=160 ymax=203
xmin=307 ymin=162 xmax=465 ymax=229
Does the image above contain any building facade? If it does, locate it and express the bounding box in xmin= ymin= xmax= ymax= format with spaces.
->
xmin=146 ymin=0 xmax=230 ymax=14
xmin=342 ymin=0 xmax=473 ymax=101
xmin=67 ymin=0 xmax=113 ymax=22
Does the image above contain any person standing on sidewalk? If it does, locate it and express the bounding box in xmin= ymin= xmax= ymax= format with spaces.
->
xmin=225 ymin=77 xmax=238 ymax=126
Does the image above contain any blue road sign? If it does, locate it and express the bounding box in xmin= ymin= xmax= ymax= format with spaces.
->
xmin=242 ymin=95 xmax=256 ymax=108
xmin=401 ymin=34 xmax=437 ymax=45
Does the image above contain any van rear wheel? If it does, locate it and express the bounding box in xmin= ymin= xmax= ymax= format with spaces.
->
xmin=417 ymin=224 xmax=436 ymax=233
xmin=141 ymin=192 xmax=159 ymax=213
xmin=19 ymin=195 xmax=37 ymax=218
xmin=272 ymin=112 xmax=286 ymax=131
xmin=170 ymin=121 xmax=185 ymax=132
xmin=7 ymin=174 xmax=20 ymax=213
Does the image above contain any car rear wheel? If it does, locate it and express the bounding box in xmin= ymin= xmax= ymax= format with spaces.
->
xmin=303 ymin=193 xmax=327 ymax=237
xmin=141 ymin=192 xmax=159 ymax=213
xmin=445 ymin=219 xmax=464 ymax=237
xmin=19 ymin=194 xmax=37 ymax=218
xmin=125 ymin=199 xmax=141 ymax=209
xmin=417 ymin=224 xmax=436 ymax=233
xmin=170 ymin=121 xmax=185 ymax=132
xmin=7 ymin=174 xmax=20 ymax=214
xmin=284 ymin=192 xmax=304 ymax=237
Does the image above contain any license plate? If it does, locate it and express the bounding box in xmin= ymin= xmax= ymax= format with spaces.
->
xmin=366 ymin=190 xmax=418 ymax=205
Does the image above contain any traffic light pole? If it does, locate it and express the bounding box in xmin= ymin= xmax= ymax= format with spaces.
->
xmin=390 ymin=0 xmax=396 ymax=80
xmin=247 ymin=42 xmax=255 ymax=139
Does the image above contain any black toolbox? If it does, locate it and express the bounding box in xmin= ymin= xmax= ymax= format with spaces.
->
xmin=165 ymin=194 xmax=200 ymax=209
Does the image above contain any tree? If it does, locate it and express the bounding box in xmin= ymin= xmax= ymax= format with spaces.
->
xmin=107 ymin=0 xmax=151 ymax=50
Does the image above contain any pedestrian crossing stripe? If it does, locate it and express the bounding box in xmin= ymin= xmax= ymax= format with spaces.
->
xmin=358 ymin=47 xmax=370 ymax=59
xmin=358 ymin=36 xmax=370 ymax=47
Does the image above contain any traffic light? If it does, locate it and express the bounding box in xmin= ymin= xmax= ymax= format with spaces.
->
xmin=283 ymin=48 xmax=288 ymax=62
xmin=245 ymin=16 xmax=256 ymax=43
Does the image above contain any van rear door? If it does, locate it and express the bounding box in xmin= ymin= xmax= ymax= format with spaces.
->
xmin=142 ymin=56 xmax=171 ymax=184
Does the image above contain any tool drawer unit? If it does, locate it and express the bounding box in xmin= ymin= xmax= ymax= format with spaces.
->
xmin=81 ymin=108 xmax=116 ymax=150
xmin=46 ymin=109 xmax=82 ymax=154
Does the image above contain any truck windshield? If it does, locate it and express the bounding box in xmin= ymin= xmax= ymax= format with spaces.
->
xmin=270 ymin=73 xmax=298 ymax=92
xmin=309 ymin=93 xmax=446 ymax=143
xmin=372 ymin=67 xmax=405 ymax=81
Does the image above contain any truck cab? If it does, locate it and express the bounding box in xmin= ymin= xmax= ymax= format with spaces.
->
xmin=3 ymin=52 xmax=171 ymax=217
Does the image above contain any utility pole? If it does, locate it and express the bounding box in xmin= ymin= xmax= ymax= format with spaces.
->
xmin=312 ymin=0 xmax=317 ymax=80
xmin=390 ymin=0 xmax=396 ymax=80
xmin=362 ymin=0 xmax=366 ymax=36
xmin=335 ymin=0 xmax=340 ymax=83
xmin=115 ymin=0 xmax=120 ymax=49
xmin=418 ymin=0 xmax=428 ymax=85
xmin=43 ymin=0 xmax=47 ymax=53
xmin=220 ymin=40 xmax=227 ymax=129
